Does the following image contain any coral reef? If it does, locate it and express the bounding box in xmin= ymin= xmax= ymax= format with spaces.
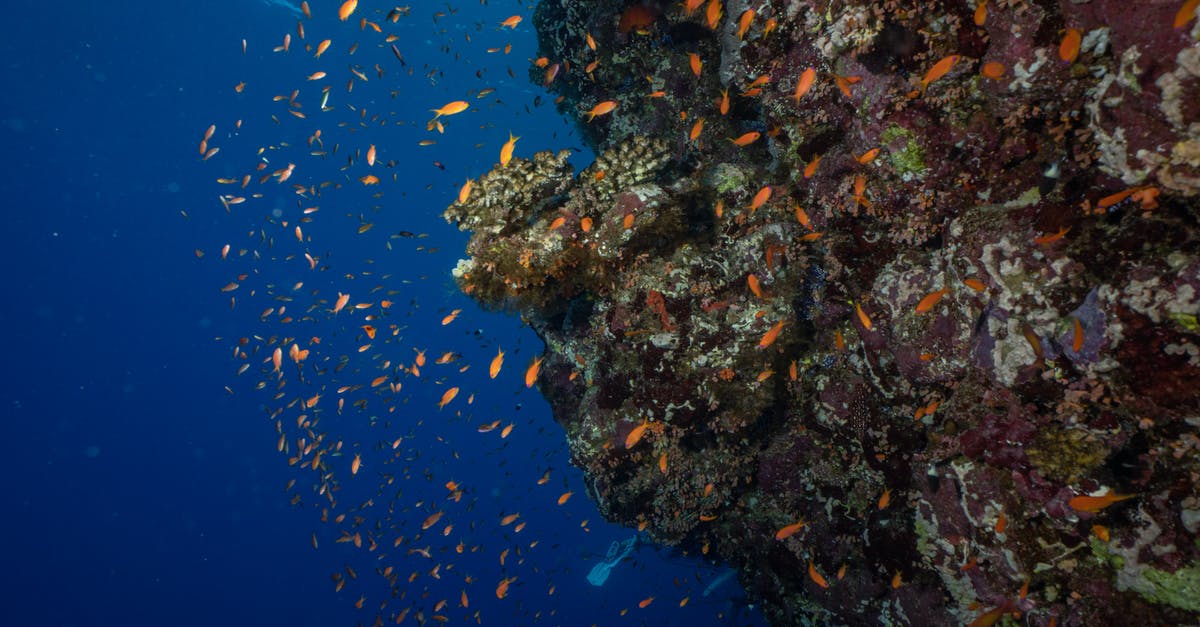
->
xmin=447 ymin=1 xmax=1200 ymax=624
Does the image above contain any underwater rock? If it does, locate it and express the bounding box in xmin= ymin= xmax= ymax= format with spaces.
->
xmin=449 ymin=1 xmax=1200 ymax=624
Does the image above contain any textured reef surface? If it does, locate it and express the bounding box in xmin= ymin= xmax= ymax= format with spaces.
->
xmin=446 ymin=1 xmax=1200 ymax=624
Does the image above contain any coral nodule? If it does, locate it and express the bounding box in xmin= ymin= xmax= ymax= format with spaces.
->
xmin=446 ymin=1 xmax=1200 ymax=625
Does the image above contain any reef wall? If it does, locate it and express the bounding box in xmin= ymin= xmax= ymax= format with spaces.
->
xmin=445 ymin=1 xmax=1200 ymax=624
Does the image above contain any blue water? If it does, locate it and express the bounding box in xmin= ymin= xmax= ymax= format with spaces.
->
xmin=1 ymin=1 xmax=764 ymax=625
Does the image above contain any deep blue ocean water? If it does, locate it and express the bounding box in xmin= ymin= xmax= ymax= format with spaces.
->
xmin=1 ymin=1 xmax=765 ymax=625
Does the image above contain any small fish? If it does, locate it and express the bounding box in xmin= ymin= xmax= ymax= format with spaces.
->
xmin=1176 ymin=0 xmax=1199 ymax=28
xmin=689 ymin=52 xmax=702 ymax=77
xmin=1069 ymin=490 xmax=1134 ymax=513
xmin=807 ymin=561 xmax=829 ymax=589
xmin=585 ymin=100 xmax=617 ymax=121
xmin=731 ymin=131 xmax=760 ymax=146
xmin=625 ymin=420 xmax=649 ymax=449
xmin=915 ymin=288 xmax=950 ymax=314
xmin=1059 ymin=28 xmax=1081 ymax=63
xmin=499 ymin=132 xmax=519 ymax=166
xmin=804 ymin=154 xmax=821 ymax=178
xmin=980 ymin=61 xmax=1005 ymax=80
xmin=524 ymin=356 xmax=542 ymax=387
xmin=974 ymin=1 xmax=988 ymax=26
xmin=489 ymin=349 xmax=504 ymax=378
xmin=337 ymin=0 xmax=357 ymax=21
xmin=1033 ymin=225 xmax=1070 ymax=246
xmin=854 ymin=302 xmax=873 ymax=331
xmin=1072 ymin=317 xmax=1085 ymax=353
xmin=747 ymin=274 xmax=763 ymax=299
xmin=877 ymin=488 xmax=891 ymax=510
xmin=921 ymin=54 xmax=960 ymax=91
xmin=437 ymin=387 xmax=459 ymax=410
xmin=794 ymin=67 xmax=816 ymax=102
xmin=736 ymin=9 xmax=754 ymax=39
xmin=856 ymin=148 xmax=880 ymax=164
xmin=757 ymin=320 xmax=786 ymax=349
xmin=749 ymin=185 xmax=772 ymax=210
xmin=499 ymin=15 xmax=522 ymax=29
xmin=774 ymin=520 xmax=805 ymax=540
xmin=431 ymin=100 xmax=469 ymax=118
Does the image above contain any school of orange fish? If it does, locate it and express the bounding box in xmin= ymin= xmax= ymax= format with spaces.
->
xmin=194 ymin=0 xmax=1200 ymax=625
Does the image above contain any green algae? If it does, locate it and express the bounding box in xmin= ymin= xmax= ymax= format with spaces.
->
xmin=1091 ymin=538 xmax=1200 ymax=612
xmin=881 ymin=125 xmax=927 ymax=180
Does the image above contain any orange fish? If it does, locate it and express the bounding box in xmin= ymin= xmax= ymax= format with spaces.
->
xmin=878 ymin=488 xmax=891 ymax=510
xmin=495 ymin=577 xmax=516 ymax=599
xmin=689 ymin=118 xmax=704 ymax=141
xmin=421 ymin=511 xmax=444 ymax=530
xmin=1176 ymin=0 xmax=1199 ymax=28
xmin=758 ymin=319 xmax=786 ymax=349
xmin=1033 ymin=225 xmax=1070 ymax=245
xmin=524 ymin=356 xmax=542 ymax=387
xmin=314 ymin=39 xmax=331 ymax=58
xmin=438 ymin=387 xmax=459 ymax=410
xmin=1059 ymin=28 xmax=1081 ymax=63
xmin=684 ymin=0 xmax=704 ymax=15
xmin=915 ymin=288 xmax=950 ymax=314
xmin=350 ymin=454 xmax=362 ymax=475
xmin=625 ymin=420 xmax=649 ymax=449
xmin=794 ymin=67 xmax=816 ymax=102
xmin=500 ymin=132 xmax=519 ymax=166
xmin=921 ymin=54 xmax=960 ymax=91
xmin=804 ymin=154 xmax=822 ymax=178
xmin=1072 ymin=317 xmax=1085 ymax=352
xmin=458 ymin=179 xmax=472 ymax=204
xmin=337 ymin=0 xmax=357 ymax=21
xmin=431 ymin=100 xmax=469 ymax=118
xmin=974 ymin=1 xmax=988 ymax=26
xmin=808 ymin=561 xmax=829 ymax=588
xmin=489 ymin=349 xmax=504 ymax=378
xmin=856 ymin=148 xmax=880 ymax=164
xmin=500 ymin=15 xmax=522 ymax=29
xmin=774 ymin=520 xmax=805 ymax=540
xmin=736 ymin=9 xmax=754 ymax=39
xmin=689 ymin=52 xmax=702 ymax=76
xmin=441 ymin=309 xmax=461 ymax=325
xmin=747 ymin=274 xmax=763 ymax=299
xmin=1068 ymin=490 xmax=1134 ymax=513
xmin=731 ymin=131 xmax=760 ymax=146
xmin=705 ymin=0 xmax=722 ymax=29
xmin=585 ymin=100 xmax=618 ymax=121
xmin=749 ymin=185 xmax=772 ymax=210
xmin=855 ymin=302 xmax=873 ymax=331
xmin=718 ymin=89 xmax=730 ymax=115
xmin=333 ymin=292 xmax=350 ymax=314
xmin=963 ymin=277 xmax=987 ymax=292
xmin=557 ymin=491 xmax=573 ymax=505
